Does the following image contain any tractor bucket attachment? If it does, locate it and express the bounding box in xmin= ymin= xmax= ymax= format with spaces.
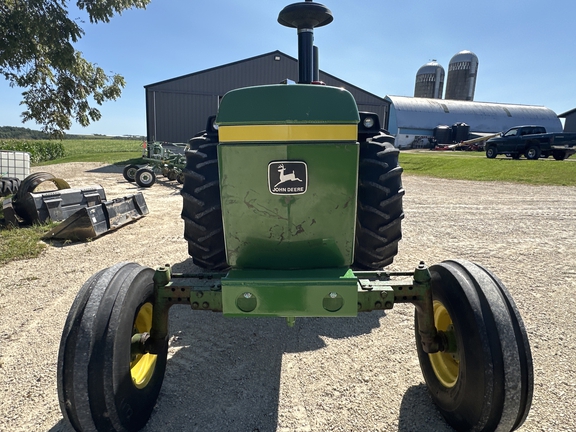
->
xmin=14 ymin=186 xmax=105 ymax=224
xmin=44 ymin=192 xmax=149 ymax=241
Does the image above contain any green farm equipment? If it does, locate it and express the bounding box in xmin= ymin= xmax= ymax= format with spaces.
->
xmin=57 ymin=2 xmax=533 ymax=431
xmin=122 ymin=141 xmax=188 ymax=187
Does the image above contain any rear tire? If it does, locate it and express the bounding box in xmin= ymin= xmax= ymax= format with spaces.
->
xmin=525 ymin=145 xmax=540 ymax=160
xmin=552 ymin=150 xmax=567 ymax=161
xmin=57 ymin=263 xmax=168 ymax=432
xmin=181 ymin=134 xmax=228 ymax=270
xmin=354 ymin=134 xmax=404 ymax=270
xmin=415 ymin=260 xmax=533 ymax=431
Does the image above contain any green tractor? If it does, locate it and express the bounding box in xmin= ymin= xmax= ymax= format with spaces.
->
xmin=57 ymin=2 xmax=533 ymax=431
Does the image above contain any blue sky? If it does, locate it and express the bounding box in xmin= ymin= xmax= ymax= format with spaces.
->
xmin=1 ymin=0 xmax=574 ymax=135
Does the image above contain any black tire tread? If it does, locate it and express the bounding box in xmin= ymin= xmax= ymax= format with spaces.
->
xmin=354 ymin=135 xmax=404 ymax=270
xmin=181 ymin=136 xmax=228 ymax=270
xmin=57 ymin=263 xmax=168 ymax=432
xmin=0 ymin=177 xmax=20 ymax=197
xmin=415 ymin=259 xmax=533 ymax=432
xmin=12 ymin=172 xmax=70 ymax=223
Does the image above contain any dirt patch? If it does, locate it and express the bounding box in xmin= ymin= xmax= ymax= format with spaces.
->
xmin=0 ymin=162 xmax=575 ymax=431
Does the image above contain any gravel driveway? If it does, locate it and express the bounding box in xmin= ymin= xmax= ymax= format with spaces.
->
xmin=0 ymin=162 xmax=574 ymax=432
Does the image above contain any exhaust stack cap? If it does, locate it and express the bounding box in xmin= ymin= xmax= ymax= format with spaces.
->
xmin=278 ymin=1 xmax=333 ymax=29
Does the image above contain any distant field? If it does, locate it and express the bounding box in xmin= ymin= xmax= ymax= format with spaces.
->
xmin=36 ymin=138 xmax=143 ymax=165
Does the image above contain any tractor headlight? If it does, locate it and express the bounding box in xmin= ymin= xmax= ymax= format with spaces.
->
xmin=363 ymin=116 xmax=375 ymax=129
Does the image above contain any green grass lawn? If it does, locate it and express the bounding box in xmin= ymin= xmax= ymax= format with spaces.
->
xmin=400 ymin=151 xmax=576 ymax=186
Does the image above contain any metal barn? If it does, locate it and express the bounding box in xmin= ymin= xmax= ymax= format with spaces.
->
xmin=385 ymin=95 xmax=563 ymax=149
xmin=558 ymin=108 xmax=576 ymax=133
xmin=145 ymin=51 xmax=389 ymax=143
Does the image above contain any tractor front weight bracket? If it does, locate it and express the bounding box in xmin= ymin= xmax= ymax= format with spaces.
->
xmin=142 ymin=262 xmax=443 ymax=355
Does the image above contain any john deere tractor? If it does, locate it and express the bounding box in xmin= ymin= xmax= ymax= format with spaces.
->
xmin=57 ymin=2 xmax=533 ymax=431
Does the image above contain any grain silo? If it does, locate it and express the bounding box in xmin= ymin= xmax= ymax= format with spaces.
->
xmin=414 ymin=60 xmax=445 ymax=99
xmin=445 ymin=50 xmax=478 ymax=101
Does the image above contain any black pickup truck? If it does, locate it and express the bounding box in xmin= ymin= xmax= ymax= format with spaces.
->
xmin=485 ymin=125 xmax=576 ymax=160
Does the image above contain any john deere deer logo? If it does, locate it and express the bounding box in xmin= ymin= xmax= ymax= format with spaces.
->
xmin=274 ymin=163 xmax=303 ymax=187
xmin=268 ymin=161 xmax=307 ymax=195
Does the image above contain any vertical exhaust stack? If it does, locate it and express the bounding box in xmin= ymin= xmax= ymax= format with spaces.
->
xmin=313 ymin=45 xmax=320 ymax=82
xmin=278 ymin=0 xmax=333 ymax=84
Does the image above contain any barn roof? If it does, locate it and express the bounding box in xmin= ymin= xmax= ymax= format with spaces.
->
xmin=385 ymin=95 xmax=563 ymax=133
xmin=558 ymin=107 xmax=576 ymax=117
xmin=145 ymin=50 xmax=386 ymax=103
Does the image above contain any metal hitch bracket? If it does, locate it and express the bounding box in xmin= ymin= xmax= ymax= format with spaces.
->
xmin=143 ymin=262 xmax=444 ymax=355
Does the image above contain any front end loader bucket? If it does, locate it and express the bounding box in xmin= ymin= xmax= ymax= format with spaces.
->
xmin=44 ymin=193 xmax=149 ymax=241
xmin=14 ymin=186 xmax=105 ymax=224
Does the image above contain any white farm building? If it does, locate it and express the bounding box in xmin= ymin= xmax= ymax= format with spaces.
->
xmin=384 ymin=95 xmax=563 ymax=149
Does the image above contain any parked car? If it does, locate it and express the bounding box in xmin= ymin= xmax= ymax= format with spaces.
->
xmin=485 ymin=125 xmax=576 ymax=160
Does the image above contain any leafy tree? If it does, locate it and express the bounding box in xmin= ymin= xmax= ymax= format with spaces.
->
xmin=0 ymin=0 xmax=151 ymax=138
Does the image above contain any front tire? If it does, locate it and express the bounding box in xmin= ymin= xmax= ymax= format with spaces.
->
xmin=415 ymin=260 xmax=533 ymax=431
xmin=486 ymin=146 xmax=498 ymax=158
xmin=135 ymin=167 xmax=156 ymax=188
xmin=57 ymin=263 xmax=168 ymax=432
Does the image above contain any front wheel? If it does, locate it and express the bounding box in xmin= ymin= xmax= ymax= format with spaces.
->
xmin=57 ymin=263 xmax=168 ymax=432
xmin=415 ymin=260 xmax=533 ymax=431
xmin=135 ymin=167 xmax=156 ymax=188
xmin=486 ymin=146 xmax=498 ymax=158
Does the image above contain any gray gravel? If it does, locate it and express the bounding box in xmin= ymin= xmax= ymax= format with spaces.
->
xmin=0 ymin=162 xmax=575 ymax=432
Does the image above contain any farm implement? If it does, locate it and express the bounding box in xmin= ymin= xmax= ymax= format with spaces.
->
xmin=57 ymin=2 xmax=533 ymax=431
xmin=122 ymin=141 xmax=188 ymax=187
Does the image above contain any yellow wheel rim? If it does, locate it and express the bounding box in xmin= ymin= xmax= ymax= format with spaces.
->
xmin=429 ymin=300 xmax=459 ymax=388
xmin=130 ymin=302 xmax=158 ymax=389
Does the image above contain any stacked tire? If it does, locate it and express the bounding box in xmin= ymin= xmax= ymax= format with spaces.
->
xmin=11 ymin=172 xmax=70 ymax=224
xmin=0 ymin=177 xmax=20 ymax=197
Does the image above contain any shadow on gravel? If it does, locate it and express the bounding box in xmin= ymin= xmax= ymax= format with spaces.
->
xmin=87 ymin=164 xmax=124 ymax=174
xmin=48 ymin=419 xmax=74 ymax=431
xmin=398 ymin=384 xmax=454 ymax=432
xmin=140 ymin=260 xmax=385 ymax=431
